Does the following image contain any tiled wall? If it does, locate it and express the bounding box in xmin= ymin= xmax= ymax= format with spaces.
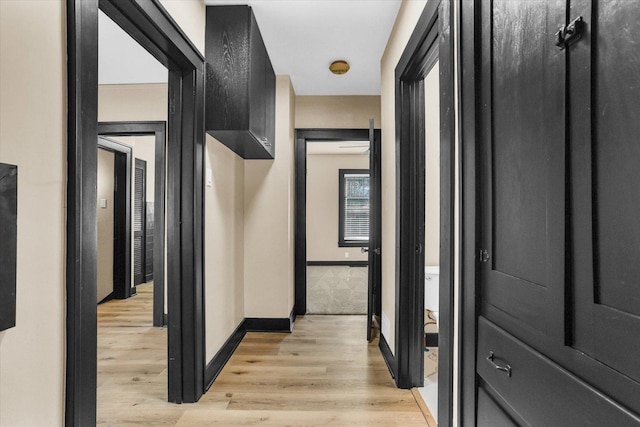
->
xmin=307 ymin=266 xmax=368 ymax=314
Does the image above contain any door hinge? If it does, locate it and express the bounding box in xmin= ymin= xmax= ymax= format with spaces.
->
xmin=479 ymin=249 xmax=490 ymax=263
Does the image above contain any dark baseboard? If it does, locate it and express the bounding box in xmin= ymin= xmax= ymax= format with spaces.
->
xmin=205 ymin=310 xmax=296 ymax=389
xmin=244 ymin=316 xmax=293 ymax=333
xmin=379 ymin=333 xmax=397 ymax=379
xmin=289 ymin=307 xmax=297 ymax=326
xmin=204 ymin=320 xmax=246 ymax=391
xmin=97 ymin=292 xmax=115 ymax=305
xmin=306 ymin=261 xmax=368 ymax=267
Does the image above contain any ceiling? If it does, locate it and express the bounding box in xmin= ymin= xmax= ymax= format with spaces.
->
xmin=98 ymin=11 xmax=168 ymax=85
xmin=98 ymin=1 xmax=401 ymax=95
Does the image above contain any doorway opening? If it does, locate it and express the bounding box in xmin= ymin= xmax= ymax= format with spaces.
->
xmin=305 ymin=141 xmax=370 ymax=315
xmin=98 ymin=122 xmax=167 ymax=327
xmin=295 ymin=127 xmax=382 ymax=341
xmin=96 ymin=137 xmax=132 ymax=304
xmin=394 ymin=0 xmax=456 ymax=425
xmin=66 ymin=0 xmax=205 ymax=424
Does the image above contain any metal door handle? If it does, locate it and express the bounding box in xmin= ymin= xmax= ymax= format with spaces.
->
xmin=486 ymin=351 xmax=512 ymax=377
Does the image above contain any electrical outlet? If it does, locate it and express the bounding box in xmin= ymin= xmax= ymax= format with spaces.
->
xmin=345 ymin=252 xmax=349 ymax=258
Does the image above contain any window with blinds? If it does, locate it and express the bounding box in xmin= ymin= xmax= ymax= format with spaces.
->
xmin=338 ymin=169 xmax=370 ymax=247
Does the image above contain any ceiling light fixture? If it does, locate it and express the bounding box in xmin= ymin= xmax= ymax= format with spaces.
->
xmin=329 ymin=60 xmax=350 ymax=75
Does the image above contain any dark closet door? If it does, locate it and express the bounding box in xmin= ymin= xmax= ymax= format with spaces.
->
xmin=477 ymin=0 xmax=566 ymax=343
xmin=475 ymin=1 xmax=640 ymax=424
xmin=134 ymin=158 xmax=147 ymax=286
xmin=145 ymin=202 xmax=154 ymax=282
xmin=569 ymin=0 xmax=640 ymax=392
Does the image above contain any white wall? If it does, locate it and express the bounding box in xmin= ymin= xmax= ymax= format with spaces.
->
xmin=244 ymin=75 xmax=296 ymax=318
xmin=295 ymin=96 xmax=381 ymax=129
xmin=0 ymin=1 xmax=67 ymax=425
xmin=424 ymin=61 xmax=440 ymax=267
xmin=380 ymin=0 xmax=428 ymax=352
xmin=0 ymin=2 xmax=209 ymax=425
xmin=306 ymin=154 xmax=370 ymax=262
xmin=204 ymin=137 xmax=246 ymax=360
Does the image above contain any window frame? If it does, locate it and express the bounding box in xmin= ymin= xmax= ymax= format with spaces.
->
xmin=338 ymin=168 xmax=370 ymax=247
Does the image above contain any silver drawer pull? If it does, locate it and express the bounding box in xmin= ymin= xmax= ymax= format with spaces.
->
xmin=487 ymin=351 xmax=512 ymax=377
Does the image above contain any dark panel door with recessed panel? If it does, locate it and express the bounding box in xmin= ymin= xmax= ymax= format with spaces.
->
xmin=474 ymin=0 xmax=640 ymax=424
xmin=569 ymin=0 xmax=640 ymax=388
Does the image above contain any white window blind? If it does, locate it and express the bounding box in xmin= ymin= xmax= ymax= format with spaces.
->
xmin=343 ymin=173 xmax=370 ymax=242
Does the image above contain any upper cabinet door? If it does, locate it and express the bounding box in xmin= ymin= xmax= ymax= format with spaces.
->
xmin=205 ymin=6 xmax=276 ymax=159
xmin=478 ymin=0 xmax=567 ymax=342
xmin=569 ymin=0 xmax=640 ymax=388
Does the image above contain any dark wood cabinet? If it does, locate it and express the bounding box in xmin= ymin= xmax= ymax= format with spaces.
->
xmin=472 ymin=0 xmax=640 ymax=424
xmin=205 ymin=6 xmax=276 ymax=159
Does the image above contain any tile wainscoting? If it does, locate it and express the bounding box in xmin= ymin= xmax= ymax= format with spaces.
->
xmin=307 ymin=265 xmax=368 ymax=314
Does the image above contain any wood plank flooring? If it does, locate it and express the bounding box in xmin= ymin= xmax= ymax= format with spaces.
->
xmin=97 ymin=284 xmax=428 ymax=426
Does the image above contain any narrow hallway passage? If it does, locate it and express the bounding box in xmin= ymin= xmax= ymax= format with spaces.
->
xmin=97 ymin=287 xmax=428 ymax=426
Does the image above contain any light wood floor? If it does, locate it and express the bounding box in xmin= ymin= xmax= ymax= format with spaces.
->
xmin=97 ymin=284 xmax=429 ymax=426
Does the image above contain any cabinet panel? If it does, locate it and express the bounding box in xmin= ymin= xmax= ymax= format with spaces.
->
xmin=479 ymin=0 xmax=565 ymax=339
xmin=477 ymin=317 xmax=640 ymax=426
xmin=205 ymin=6 xmax=275 ymax=159
xmin=477 ymin=387 xmax=517 ymax=427
xmin=570 ymin=0 xmax=640 ymax=385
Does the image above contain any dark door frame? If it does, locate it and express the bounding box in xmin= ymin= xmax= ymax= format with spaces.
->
xmin=67 ymin=0 xmax=205 ymax=424
xmin=97 ymin=137 xmax=132 ymax=301
xmin=294 ymin=129 xmax=382 ymax=316
xmin=394 ymin=0 xmax=456 ymax=425
xmin=98 ymin=121 xmax=167 ymax=327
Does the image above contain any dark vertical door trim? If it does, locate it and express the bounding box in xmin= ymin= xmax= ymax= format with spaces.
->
xmin=294 ymin=129 xmax=381 ymax=318
xmin=66 ymin=0 xmax=205 ymax=424
xmin=459 ymin=0 xmax=478 ymax=424
xmin=97 ymin=137 xmax=132 ymax=300
xmin=66 ymin=1 xmax=99 ymax=423
xmin=367 ymin=119 xmax=376 ymax=342
xmin=97 ymin=121 xmax=167 ymax=327
xmin=394 ymin=1 xmax=457 ymax=426
xmin=294 ymin=134 xmax=307 ymax=315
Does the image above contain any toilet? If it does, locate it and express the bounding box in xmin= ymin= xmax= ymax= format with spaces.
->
xmin=424 ymin=266 xmax=440 ymax=328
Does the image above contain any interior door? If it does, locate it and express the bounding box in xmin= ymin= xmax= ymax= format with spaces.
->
xmin=569 ymin=0 xmax=640 ymax=392
xmin=134 ymin=158 xmax=147 ymax=286
xmin=367 ymin=119 xmax=382 ymax=341
xmin=474 ymin=0 xmax=640 ymax=424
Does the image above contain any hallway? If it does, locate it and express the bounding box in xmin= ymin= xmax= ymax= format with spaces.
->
xmin=97 ymin=286 xmax=429 ymax=426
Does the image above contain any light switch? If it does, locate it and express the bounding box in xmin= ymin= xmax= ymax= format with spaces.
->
xmin=100 ymin=198 xmax=107 ymax=208
xmin=206 ymin=168 xmax=213 ymax=187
